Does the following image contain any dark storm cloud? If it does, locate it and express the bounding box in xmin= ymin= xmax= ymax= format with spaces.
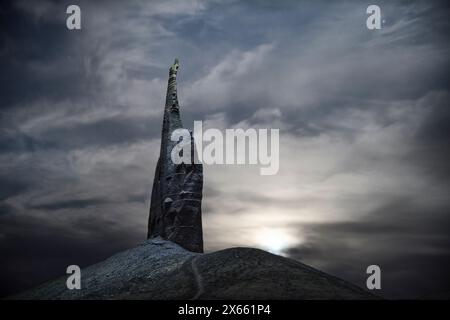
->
xmin=0 ymin=1 xmax=101 ymax=109
xmin=0 ymin=212 xmax=141 ymax=297
xmin=0 ymin=176 xmax=29 ymax=201
xmin=28 ymin=192 xmax=149 ymax=211
xmin=0 ymin=130 xmax=56 ymax=153
xmin=36 ymin=115 xmax=161 ymax=149
xmin=412 ymin=92 xmax=450 ymax=180
xmin=285 ymin=196 xmax=450 ymax=298
xmin=0 ymin=0 xmax=449 ymax=299
xmin=29 ymin=197 xmax=108 ymax=211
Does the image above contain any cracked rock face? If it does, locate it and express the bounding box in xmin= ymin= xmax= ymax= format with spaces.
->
xmin=11 ymin=239 xmax=378 ymax=300
xmin=147 ymin=59 xmax=203 ymax=253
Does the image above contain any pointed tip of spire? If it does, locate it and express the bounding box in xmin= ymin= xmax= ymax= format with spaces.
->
xmin=172 ymin=58 xmax=180 ymax=69
xmin=170 ymin=59 xmax=180 ymax=74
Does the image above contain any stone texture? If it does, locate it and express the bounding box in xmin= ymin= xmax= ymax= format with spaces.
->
xmin=10 ymin=239 xmax=378 ymax=300
xmin=148 ymin=59 xmax=203 ymax=253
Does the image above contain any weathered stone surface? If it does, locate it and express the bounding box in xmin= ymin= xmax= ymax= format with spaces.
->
xmin=10 ymin=239 xmax=378 ymax=300
xmin=148 ymin=59 xmax=203 ymax=253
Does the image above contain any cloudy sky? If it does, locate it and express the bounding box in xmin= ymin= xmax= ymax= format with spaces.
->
xmin=1 ymin=0 xmax=449 ymax=298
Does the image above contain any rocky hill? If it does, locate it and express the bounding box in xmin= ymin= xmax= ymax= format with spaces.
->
xmin=11 ymin=238 xmax=377 ymax=300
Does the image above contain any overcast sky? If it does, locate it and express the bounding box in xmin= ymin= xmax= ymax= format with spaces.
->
xmin=1 ymin=0 xmax=449 ymax=298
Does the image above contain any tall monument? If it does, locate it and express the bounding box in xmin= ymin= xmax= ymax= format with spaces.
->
xmin=147 ymin=59 xmax=204 ymax=253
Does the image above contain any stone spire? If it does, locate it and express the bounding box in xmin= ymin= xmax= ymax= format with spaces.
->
xmin=147 ymin=59 xmax=204 ymax=253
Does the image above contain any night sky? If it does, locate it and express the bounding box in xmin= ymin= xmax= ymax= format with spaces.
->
xmin=1 ymin=0 xmax=449 ymax=299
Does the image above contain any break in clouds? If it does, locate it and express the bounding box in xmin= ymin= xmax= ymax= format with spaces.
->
xmin=0 ymin=0 xmax=449 ymax=298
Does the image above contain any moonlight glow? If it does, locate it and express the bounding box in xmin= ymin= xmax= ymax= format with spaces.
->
xmin=254 ymin=228 xmax=300 ymax=255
